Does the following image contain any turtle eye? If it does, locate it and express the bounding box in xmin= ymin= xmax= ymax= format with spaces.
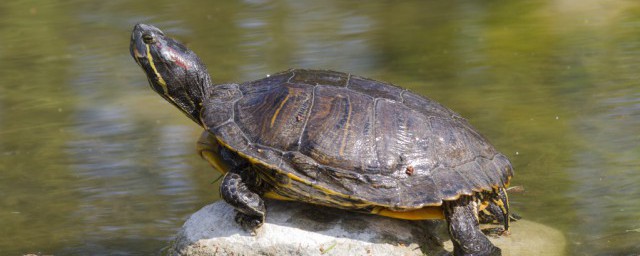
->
xmin=142 ymin=34 xmax=155 ymax=44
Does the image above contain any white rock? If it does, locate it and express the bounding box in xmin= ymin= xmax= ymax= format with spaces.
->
xmin=169 ymin=200 xmax=565 ymax=256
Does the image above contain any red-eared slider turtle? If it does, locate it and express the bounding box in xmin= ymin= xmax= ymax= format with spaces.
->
xmin=130 ymin=24 xmax=513 ymax=256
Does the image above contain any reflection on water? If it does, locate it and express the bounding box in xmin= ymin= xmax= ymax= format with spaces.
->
xmin=64 ymin=105 xmax=200 ymax=254
xmin=0 ymin=0 xmax=638 ymax=255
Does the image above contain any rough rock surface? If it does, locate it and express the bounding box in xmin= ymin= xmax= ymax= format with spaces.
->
xmin=169 ymin=200 xmax=565 ymax=256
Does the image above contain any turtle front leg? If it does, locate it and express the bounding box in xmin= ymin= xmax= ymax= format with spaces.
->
xmin=444 ymin=196 xmax=501 ymax=256
xmin=220 ymin=168 xmax=266 ymax=235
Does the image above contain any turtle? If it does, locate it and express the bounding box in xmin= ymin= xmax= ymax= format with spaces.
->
xmin=130 ymin=23 xmax=514 ymax=256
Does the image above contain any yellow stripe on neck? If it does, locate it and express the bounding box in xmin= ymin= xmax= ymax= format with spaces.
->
xmin=145 ymin=44 xmax=169 ymax=95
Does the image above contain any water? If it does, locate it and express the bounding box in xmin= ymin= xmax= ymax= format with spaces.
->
xmin=1 ymin=0 xmax=638 ymax=255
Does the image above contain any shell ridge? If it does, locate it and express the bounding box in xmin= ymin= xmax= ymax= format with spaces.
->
xmin=296 ymin=85 xmax=318 ymax=152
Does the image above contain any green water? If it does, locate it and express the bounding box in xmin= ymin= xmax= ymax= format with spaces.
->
xmin=1 ymin=1 xmax=638 ymax=255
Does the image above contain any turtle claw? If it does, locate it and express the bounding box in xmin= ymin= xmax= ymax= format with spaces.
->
xmin=234 ymin=212 xmax=263 ymax=235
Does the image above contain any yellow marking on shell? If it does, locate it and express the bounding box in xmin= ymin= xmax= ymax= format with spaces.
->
xmin=372 ymin=206 xmax=445 ymax=220
xmin=264 ymin=191 xmax=294 ymax=201
xmin=270 ymin=91 xmax=291 ymax=128
xmin=338 ymin=95 xmax=351 ymax=156
xmin=145 ymin=44 xmax=169 ymax=95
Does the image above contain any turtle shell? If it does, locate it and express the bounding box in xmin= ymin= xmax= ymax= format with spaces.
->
xmin=201 ymin=69 xmax=513 ymax=210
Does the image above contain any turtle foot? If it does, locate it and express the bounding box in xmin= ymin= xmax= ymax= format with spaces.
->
xmin=234 ymin=212 xmax=263 ymax=235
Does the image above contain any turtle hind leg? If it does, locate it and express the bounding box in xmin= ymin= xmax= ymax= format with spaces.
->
xmin=444 ymin=196 xmax=501 ymax=256
xmin=479 ymin=188 xmax=518 ymax=235
xmin=220 ymin=169 xmax=266 ymax=235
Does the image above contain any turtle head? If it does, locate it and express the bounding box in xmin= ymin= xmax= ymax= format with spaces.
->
xmin=130 ymin=23 xmax=211 ymax=125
